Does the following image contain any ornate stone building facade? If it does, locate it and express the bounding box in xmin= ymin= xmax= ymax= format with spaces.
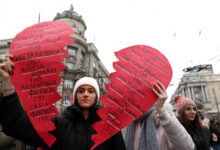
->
xmin=170 ymin=65 xmax=220 ymax=115
xmin=52 ymin=10 xmax=110 ymax=111
xmin=0 ymin=9 xmax=110 ymax=150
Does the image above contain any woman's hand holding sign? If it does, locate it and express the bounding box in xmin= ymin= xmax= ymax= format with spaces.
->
xmin=152 ymin=80 xmax=168 ymax=115
xmin=0 ymin=55 xmax=13 ymax=78
xmin=0 ymin=55 xmax=15 ymax=96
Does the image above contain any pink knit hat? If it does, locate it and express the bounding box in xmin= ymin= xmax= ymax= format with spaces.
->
xmin=174 ymin=95 xmax=196 ymax=113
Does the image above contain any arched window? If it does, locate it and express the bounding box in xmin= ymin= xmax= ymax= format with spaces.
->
xmin=67 ymin=46 xmax=78 ymax=56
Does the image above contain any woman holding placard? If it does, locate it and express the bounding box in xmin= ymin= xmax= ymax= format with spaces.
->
xmin=0 ymin=55 xmax=126 ymax=150
xmin=124 ymin=81 xmax=195 ymax=150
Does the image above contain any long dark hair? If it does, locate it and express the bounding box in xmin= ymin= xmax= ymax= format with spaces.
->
xmin=178 ymin=107 xmax=211 ymax=150
xmin=178 ymin=107 xmax=202 ymax=128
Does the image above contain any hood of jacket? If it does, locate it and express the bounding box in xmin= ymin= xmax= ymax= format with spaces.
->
xmin=62 ymin=104 xmax=103 ymax=122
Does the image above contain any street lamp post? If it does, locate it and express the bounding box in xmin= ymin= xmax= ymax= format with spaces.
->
xmin=212 ymin=88 xmax=220 ymax=115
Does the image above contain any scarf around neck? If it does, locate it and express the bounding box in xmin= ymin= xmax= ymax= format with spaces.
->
xmin=124 ymin=107 xmax=158 ymax=150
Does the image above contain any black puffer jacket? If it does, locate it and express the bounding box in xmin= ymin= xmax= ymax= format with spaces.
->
xmin=179 ymin=120 xmax=211 ymax=150
xmin=0 ymin=93 xmax=126 ymax=150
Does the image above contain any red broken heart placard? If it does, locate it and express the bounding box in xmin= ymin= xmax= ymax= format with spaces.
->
xmin=91 ymin=45 xmax=172 ymax=149
xmin=9 ymin=21 xmax=74 ymax=147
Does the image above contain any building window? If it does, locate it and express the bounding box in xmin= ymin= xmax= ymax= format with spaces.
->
xmin=72 ymin=26 xmax=79 ymax=34
xmin=194 ymin=86 xmax=203 ymax=101
xmin=66 ymin=63 xmax=74 ymax=70
xmin=67 ymin=46 xmax=78 ymax=56
xmin=93 ymin=62 xmax=96 ymax=68
xmin=184 ymin=88 xmax=187 ymax=97
xmin=61 ymin=97 xmax=72 ymax=111
xmin=0 ymin=54 xmax=6 ymax=60
xmin=64 ymin=80 xmax=73 ymax=88
xmin=62 ymin=97 xmax=71 ymax=106
xmin=93 ymin=68 xmax=97 ymax=78
xmin=81 ymin=51 xmax=85 ymax=57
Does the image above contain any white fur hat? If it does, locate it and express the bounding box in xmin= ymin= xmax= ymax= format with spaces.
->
xmin=72 ymin=77 xmax=100 ymax=104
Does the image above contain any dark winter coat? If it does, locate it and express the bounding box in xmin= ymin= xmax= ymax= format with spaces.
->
xmin=209 ymin=119 xmax=220 ymax=149
xmin=0 ymin=93 xmax=126 ymax=150
xmin=180 ymin=121 xmax=211 ymax=150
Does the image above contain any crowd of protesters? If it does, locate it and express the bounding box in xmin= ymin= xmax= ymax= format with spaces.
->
xmin=1 ymin=55 xmax=220 ymax=150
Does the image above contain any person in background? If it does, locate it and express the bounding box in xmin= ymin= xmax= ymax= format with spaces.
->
xmin=174 ymin=95 xmax=212 ymax=150
xmin=194 ymin=100 xmax=220 ymax=150
xmin=0 ymin=55 xmax=126 ymax=150
xmin=210 ymin=117 xmax=220 ymax=150
xmin=194 ymin=100 xmax=209 ymax=127
xmin=124 ymin=81 xmax=195 ymax=150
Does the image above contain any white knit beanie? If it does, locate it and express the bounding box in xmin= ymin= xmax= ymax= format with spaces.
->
xmin=72 ymin=77 xmax=100 ymax=104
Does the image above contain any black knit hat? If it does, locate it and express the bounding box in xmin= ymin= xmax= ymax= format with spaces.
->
xmin=194 ymin=100 xmax=204 ymax=109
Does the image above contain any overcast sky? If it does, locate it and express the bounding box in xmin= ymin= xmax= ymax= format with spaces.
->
xmin=1 ymin=0 xmax=220 ymax=100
